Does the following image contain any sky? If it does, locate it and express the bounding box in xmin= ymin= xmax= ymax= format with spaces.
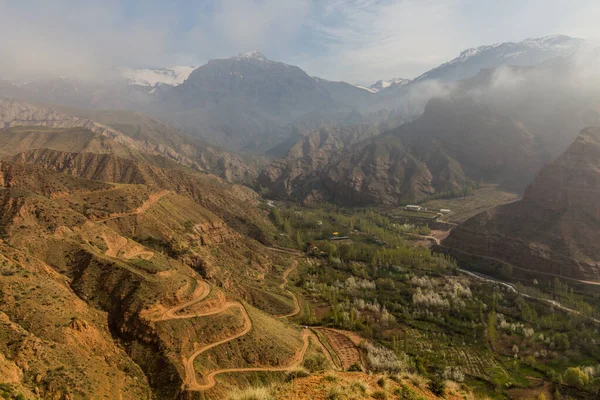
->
xmin=2 ymin=0 xmax=600 ymax=84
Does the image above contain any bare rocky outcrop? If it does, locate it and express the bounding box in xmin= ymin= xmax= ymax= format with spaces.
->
xmin=444 ymin=127 xmax=600 ymax=280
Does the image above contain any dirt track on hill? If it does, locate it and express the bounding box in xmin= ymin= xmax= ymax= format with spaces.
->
xmin=276 ymin=260 xmax=301 ymax=318
xmin=154 ymin=248 xmax=314 ymax=391
xmin=96 ymin=190 xmax=169 ymax=222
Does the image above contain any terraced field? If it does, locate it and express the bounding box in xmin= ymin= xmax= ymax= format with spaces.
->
xmin=314 ymin=328 xmax=362 ymax=370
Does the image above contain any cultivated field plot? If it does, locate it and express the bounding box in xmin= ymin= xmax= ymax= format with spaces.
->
xmin=419 ymin=184 xmax=519 ymax=223
xmin=315 ymin=328 xmax=362 ymax=370
xmin=403 ymin=327 xmax=504 ymax=379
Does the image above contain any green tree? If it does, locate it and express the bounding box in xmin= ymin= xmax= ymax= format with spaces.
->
xmin=553 ymin=333 xmax=570 ymax=350
xmin=488 ymin=312 xmax=497 ymax=344
xmin=563 ymin=367 xmax=590 ymax=389
xmin=296 ymin=230 xmax=303 ymax=248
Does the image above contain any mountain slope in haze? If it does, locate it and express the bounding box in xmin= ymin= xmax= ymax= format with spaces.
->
xmin=414 ymin=35 xmax=585 ymax=83
xmin=157 ymin=51 xmax=373 ymax=151
xmin=444 ymin=127 xmax=600 ymax=280
xmin=454 ymin=56 xmax=600 ymax=162
xmin=260 ymin=96 xmax=541 ymax=206
xmin=261 ymin=52 xmax=600 ymax=207
xmin=258 ymin=122 xmax=397 ymax=201
xmin=0 ymin=98 xmax=258 ymax=183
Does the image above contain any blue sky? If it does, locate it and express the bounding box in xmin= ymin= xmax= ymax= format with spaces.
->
xmin=2 ymin=0 xmax=600 ymax=84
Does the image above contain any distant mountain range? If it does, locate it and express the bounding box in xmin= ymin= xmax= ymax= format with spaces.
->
xmin=0 ymin=35 xmax=587 ymax=155
xmin=2 ymin=34 xmax=598 ymax=208
xmin=260 ymin=53 xmax=600 ymax=206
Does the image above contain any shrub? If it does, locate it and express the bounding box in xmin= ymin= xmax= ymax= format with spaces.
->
xmin=327 ymin=386 xmax=343 ymax=400
xmin=228 ymin=386 xmax=273 ymax=400
xmin=525 ymin=355 xmax=536 ymax=366
xmin=349 ymin=380 xmax=369 ymax=395
xmin=348 ymin=362 xmax=363 ymax=372
xmin=406 ymin=373 xmax=427 ymax=389
xmin=377 ymin=376 xmax=387 ymax=389
xmin=285 ymin=368 xmax=310 ymax=381
xmin=323 ymin=373 xmax=339 ymax=382
xmin=393 ymin=384 xmax=421 ymax=400
xmin=303 ymin=353 xmax=328 ymax=372
xmin=371 ymin=390 xmax=387 ymax=399
xmin=428 ymin=376 xmax=446 ymax=397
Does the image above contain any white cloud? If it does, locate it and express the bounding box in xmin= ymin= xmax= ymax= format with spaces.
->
xmin=293 ymin=0 xmax=600 ymax=84
xmin=294 ymin=0 xmax=468 ymax=83
xmin=0 ymin=1 xmax=173 ymax=80
xmin=1 ymin=0 xmax=600 ymax=84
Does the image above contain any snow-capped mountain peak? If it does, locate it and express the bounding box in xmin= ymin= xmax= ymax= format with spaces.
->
xmin=355 ymin=77 xmax=410 ymax=93
xmin=231 ymin=50 xmax=268 ymax=62
xmin=415 ymin=34 xmax=585 ymax=82
xmin=120 ymin=66 xmax=196 ymax=87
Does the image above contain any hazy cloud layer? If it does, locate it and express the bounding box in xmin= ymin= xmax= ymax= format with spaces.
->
xmin=2 ymin=0 xmax=600 ymax=83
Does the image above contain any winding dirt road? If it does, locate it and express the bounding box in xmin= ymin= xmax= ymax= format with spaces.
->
xmin=276 ymin=260 xmax=301 ymax=319
xmin=189 ymin=329 xmax=311 ymax=391
xmin=96 ymin=190 xmax=169 ymax=223
xmin=156 ymin=250 xmax=312 ymax=392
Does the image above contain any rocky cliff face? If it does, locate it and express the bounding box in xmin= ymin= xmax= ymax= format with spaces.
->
xmin=444 ymin=127 xmax=600 ymax=280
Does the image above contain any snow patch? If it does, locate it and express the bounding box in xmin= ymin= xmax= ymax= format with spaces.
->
xmin=357 ymin=78 xmax=410 ymax=93
xmin=120 ymin=66 xmax=196 ymax=87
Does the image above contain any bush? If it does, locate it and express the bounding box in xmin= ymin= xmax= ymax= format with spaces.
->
xmin=406 ymin=373 xmax=427 ymax=389
xmin=348 ymin=362 xmax=363 ymax=372
xmin=285 ymin=368 xmax=310 ymax=381
xmin=323 ymin=373 xmax=339 ymax=382
xmin=394 ymin=384 xmax=422 ymax=400
xmin=303 ymin=353 xmax=328 ymax=373
xmin=228 ymin=386 xmax=273 ymax=400
xmin=428 ymin=376 xmax=446 ymax=397
xmin=327 ymin=386 xmax=343 ymax=400
xmin=525 ymin=355 xmax=536 ymax=366
xmin=371 ymin=390 xmax=387 ymax=400
xmin=349 ymin=380 xmax=369 ymax=395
